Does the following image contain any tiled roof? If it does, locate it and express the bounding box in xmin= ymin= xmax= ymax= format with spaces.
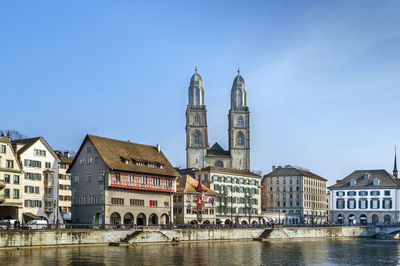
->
xmin=206 ymin=143 xmax=231 ymax=157
xmin=12 ymin=137 xmax=41 ymax=155
xmin=197 ymin=166 xmax=261 ymax=178
xmin=328 ymin=169 xmax=400 ymax=189
xmin=55 ymin=151 xmax=74 ymax=164
xmin=264 ymin=167 xmax=327 ymax=181
xmin=176 ymin=174 xmax=217 ymax=194
xmin=79 ymin=135 xmax=179 ymax=177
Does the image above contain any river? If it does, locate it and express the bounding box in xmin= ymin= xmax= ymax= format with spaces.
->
xmin=0 ymin=238 xmax=398 ymax=265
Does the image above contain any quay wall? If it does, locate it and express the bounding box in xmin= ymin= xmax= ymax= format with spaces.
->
xmin=0 ymin=226 xmax=376 ymax=248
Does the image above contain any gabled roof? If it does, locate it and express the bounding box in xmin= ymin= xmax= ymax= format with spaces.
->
xmin=206 ymin=142 xmax=231 ymax=157
xmin=12 ymin=137 xmax=60 ymax=161
xmin=55 ymin=151 xmax=74 ymax=164
xmin=196 ymin=166 xmax=261 ymax=178
xmin=69 ymin=134 xmax=179 ymax=177
xmin=328 ymin=169 xmax=400 ymax=189
xmin=264 ymin=167 xmax=327 ymax=181
xmin=176 ymin=174 xmax=217 ymax=194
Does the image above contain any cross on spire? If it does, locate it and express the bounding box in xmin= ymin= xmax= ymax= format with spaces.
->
xmin=394 ymin=146 xmax=398 ymax=178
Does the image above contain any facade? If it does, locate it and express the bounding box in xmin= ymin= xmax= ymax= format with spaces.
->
xmin=174 ymin=174 xmax=217 ymax=224
xmin=262 ymin=165 xmax=328 ymax=224
xmin=180 ymin=166 xmax=262 ymax=224
xmin=56 ymin=151 xmax=73 ymax=223
xmin=186 ymin=68 xmax=250 ymax=170
xmin=328 ymin=169 xmax=400 ymax=225
xmin=12 ymin=137 xmax=61 ymax=223
xmin=68 ymin=135 xmax=179 ymax=226
xmin=0 ymin=134 xmax=23 ymax=220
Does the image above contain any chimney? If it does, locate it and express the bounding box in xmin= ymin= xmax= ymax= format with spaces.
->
xmin=272 ymin=165 xmax=276 ymax=171
xmin=156 ymin=144 xmax=161 ymax=153
xmin=64 ymin=151 xmax=70 ymax=158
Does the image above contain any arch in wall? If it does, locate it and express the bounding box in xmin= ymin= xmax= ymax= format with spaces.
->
xmin=160 ymin=214 xmax=169 ymax=225
xmin=123 ymin=213 xmax=134 ymax=224
xmin=236 ymin=131 xmax=245 ymax=146
xmin=149 ymin=213 xmax=158 ymax=226
xmin=384 ymin=214 xmax=391 ymax=224
xmin=372 ymin=214 xmax=379 ymax=224
xmin=110 ymin=212 xmax=121 ymax=225
xmin=137 ymin=213 xmax=147 ymax=226
xmin=215 ymin=161 xmax=223 ymax=167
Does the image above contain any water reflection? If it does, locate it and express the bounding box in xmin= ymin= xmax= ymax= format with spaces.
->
xmin=1 ymin=239 xmax=400 ymax=265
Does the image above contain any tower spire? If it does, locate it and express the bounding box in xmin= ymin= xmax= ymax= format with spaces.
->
xmin=394 ymin=146 xmax=398 ymax=178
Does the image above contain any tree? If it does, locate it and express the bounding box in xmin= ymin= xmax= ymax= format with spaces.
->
xmin=0 ymin=129 xmax=28 ymax=140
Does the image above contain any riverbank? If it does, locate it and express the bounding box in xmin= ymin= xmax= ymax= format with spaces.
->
xmin=0 ymin=226 xmax=376 ymax=248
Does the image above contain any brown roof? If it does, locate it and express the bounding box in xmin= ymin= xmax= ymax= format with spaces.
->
xmin=12 ymin=137 xmax=41 ymax=155
xmin=55 ymin=151 xmax=74 ymax=164
xmin=176 ymin=174 xmax=217 ymax=194
xmin=328 ymin=169 xmax=400 ymax=189
xmin=197 ymin=166 xmax=261 ymax=178
xmin=71 ymin=135 xmax=179 ymax=177
xmin=264 ymin=167 xmax=327 ymax=181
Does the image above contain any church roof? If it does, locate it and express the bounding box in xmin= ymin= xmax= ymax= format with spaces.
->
xmin=206 ymin=142 xmax=231 ymax=157
xmin=190 ymin=68 xmax=203 ymax=87
xmin=232 ymin=73 xmax=245 ymax=89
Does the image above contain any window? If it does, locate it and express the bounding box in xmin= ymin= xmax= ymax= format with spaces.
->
xmin=24 ymin=159 xmax=41 ymax=168
xmin=94 ymin=156 xmax=99 ymax=164
xmin=6 ymin=160 xmax=13 ymax=168
xmin=34 ymin=149 xmax=46 ymax=156
xmin=194 ymin=132 xmax=201 ymax=145
xmin=385 ymin=191 xmax=391 ymax=196
xmin=149 ymin=200 xmax=158 ymax=207
xmin=348 ymin=200 xmax=356 ymax=209
xmin=359 ymin=191 xmax=368 ymax=196
xmin=347 ymin=191 xmax=356 ymax=196
xmin=13 ymin=175 xmax=19 ymax=184
xmin=130 ymin=199 xmax=144 ymax=206
xmin=336 ymin=191 xmax=345 ymax=197
xmin=370 ymin=191 xmax=380 ymax=196
xmin=237 ymin=116 xmax=244 ymax=126
xmin=4 ymin=174 xmax=10 ymax=183
xmin=194 ymin=115 xmax=199 ymax=124
xmin=45 ymin=162 xmax=51 ymax=169
xmin=373 ymin=178 xmax=380 ymax=185
xmin=79 ymin=158 xmax=84 ymax=165
xmin=350 ymin=179 xmax=356 ymax=186
xmin=73 ymin=175 xmax=80 ymax=183
xmin=237 ymin=133 xmax=244 ymax=145
xmin=1 ymin=145 xmax=5 ymax=153
xmin=25 ymin=173 xmax=41 ymax=180
xmin=215 ymin=161 xmax=223 ymax=167
xmin=4 ymin=189 xmax=10 ymax=198
xmin=383 ymin=199 xmax=392 ymax=209
xmin=111 ymin=198 xmax=124 ymax=205
xmin=87 ymin=145 xmax=92 ymax=153
xmin=371 ymin=199 xmax=380 ymax=209
xmin=86 ymin=174 xmax=91 ymax=183
xmin=336 ymin=199 xmax=345 ymax=209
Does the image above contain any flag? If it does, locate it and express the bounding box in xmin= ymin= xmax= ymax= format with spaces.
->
xmin=211 ymin=198 xmax=215 ymax=207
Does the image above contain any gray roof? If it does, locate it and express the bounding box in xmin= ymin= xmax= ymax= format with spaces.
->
xmin=190 ymin=72 xmax=203 ymax=87
xmin=206 ymin=142 xmax=231 ymax=157
xmin=264 ymin=167 xmax=327 ymax=181
xmin=328 ymin=169 xmax=400 ymax=189
xmin=232 ymin=73 xmax=245 ymax=89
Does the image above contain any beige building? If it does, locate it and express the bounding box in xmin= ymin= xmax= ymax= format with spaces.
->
xmin=69 ymin=135 xmax=179 ymax=226
xmin=0 ymin=134 xmax=23 ymax=220
xmin=262 ymin=165 xmax=328 ymax=224
xmin=180 ymin=166 xmax=262 ymax=225
xmin=55 ymin=151 xmax=73 ymax=223
xmin=174 ymin=174 xmax=217 ymax=224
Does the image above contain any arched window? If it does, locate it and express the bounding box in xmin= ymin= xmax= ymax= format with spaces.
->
xmin=194 ymin=131 xmax=201 ymax=145
xmin=237 ymin=91 xmax=243 ymax=107
xmin=215 ymin=161 xmax=223 ymax=167
xmin=237 ymin=132 xmax=244 ymax=146
xmin=237 ymin=116 xmax=244 ymax=126
xmin=194 ymin=87 xmax=200 ymax=105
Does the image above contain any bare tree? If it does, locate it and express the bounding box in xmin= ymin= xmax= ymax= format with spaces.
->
xmin=0 ymin=129 xmax=28 ymax=140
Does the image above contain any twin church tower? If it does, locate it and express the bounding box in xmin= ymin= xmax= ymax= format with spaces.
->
xmin=186 ymin=68 xmax=250 ymax=170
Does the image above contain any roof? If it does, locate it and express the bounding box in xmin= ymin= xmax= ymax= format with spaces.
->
xmin=12 ymin=137 xmax=41 ymax=155
xmin=190 ymin=70 xmax=203 ymax=87
xmin=196 ymin=166 xmax=261 ymax=178
xmin=232 ymin=73 xmax=245 ymax=89
xmin=206 ymin=143 xmax=231 ymax=157
xmin=55 ymin=151 xmax=74 ymax=164
xmin=328 ymin=169 xmax=400 ymax=189
xmin=70 ymin=135 xmax=179 ymax=177
xmin=176 ymin=174 xmax=217 ymax=194
xmin=264 ymin=167 xmax=327 ymax=181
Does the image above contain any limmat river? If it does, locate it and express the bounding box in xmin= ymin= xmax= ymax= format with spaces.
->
xmin=0 ymin=238 xmax=399 ymax=265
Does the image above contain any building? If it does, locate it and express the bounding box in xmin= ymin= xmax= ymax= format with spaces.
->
xmin=0 ymin=134 xmax=23 ymax=220
xmin=68 ymin=135 xmax=179 ymax=226
xmin=262 ymin=165 xmax=328 ymax=224
xmin=186 ymin=68 xmax=250 ymax=170
xmin=180 ymin=166 xmax=262 ymax=224
xmin=12 ymin=137 xmax=61 ymax=223
xmin=174 ymin=174 xmax=217 ymax=224
xmin=328 ymin=169 xmax=400 ymax=225
xmin=55 ymin=150 xmax=73 ymax=223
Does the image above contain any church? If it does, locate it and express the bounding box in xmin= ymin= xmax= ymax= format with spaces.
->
xmin=186 ymin=68 xmax=251 ymax=171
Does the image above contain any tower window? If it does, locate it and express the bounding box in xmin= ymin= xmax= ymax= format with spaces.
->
xmin=194 ymin=115 xmax=199 ymax=124
xmin=237 ymin=132 xmax=244 ymax=145
xmin=195 ymin=88 xmax=200 ymax=105
xmin=237 ymin=116 xmax=244 ymax=126
xmin=215 ymin=161 xmax=223 ymax=167
xmin=194 ymin=131 xmax=201 ymax=145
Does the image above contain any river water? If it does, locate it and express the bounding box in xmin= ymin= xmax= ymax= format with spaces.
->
xmin=0 ymin=238 xmax=399 ymax=265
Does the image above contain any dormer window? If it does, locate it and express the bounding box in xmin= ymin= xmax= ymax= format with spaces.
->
xmin=373 ymin=178 xmax=380 ymax=185
xmin=350 ymin=179 xmax=356 ymax=186
xmin=136 ymin=161 xmax=143 ymax=166
xmin=120 ymin=157 xmax=129 ymax=164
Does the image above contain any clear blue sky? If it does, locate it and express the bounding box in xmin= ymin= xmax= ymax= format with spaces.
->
xmin=1 ymin=1 xmax=400 ymax=185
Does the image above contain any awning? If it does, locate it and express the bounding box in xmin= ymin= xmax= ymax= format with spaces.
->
xmin=216 ymin=219 xmax=222 ymax=223
xmin=360 ymin=217 xmax=367 ymax=220
xmin=23 ymin=212 xmax=40 ymax=221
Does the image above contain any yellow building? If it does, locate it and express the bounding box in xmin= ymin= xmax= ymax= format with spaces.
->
xmin=0 ymin=134 xmax=23 ymax=220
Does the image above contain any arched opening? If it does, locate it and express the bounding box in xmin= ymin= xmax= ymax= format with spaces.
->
xmin=237 ymin=90 xmax=243 ymax=107
xmin=384 ymin=214 xmax=391 ymax=224
xmin=237 ymin=116 xmax=244 ymax=126
xmin=149 ymin=213 xmax=158 ymax=226
xmin=348 ymin=214 xmax=355 ymax=225
xmin=215 ymin=161 xmax=223 ymax=167
xmin=137 ymin=213 xmax=147 ymax=226
xmin=241 ymin=220 xmax=248 ymax=225
xmin=251 ymin=220 xmax=258 ymax=225
xmin=360 ymin=214 xmax=367 ymax=225
xmin=224 ymin=219 xmax=232 ymax=225
xmin=372 ymin=214 xmax=379 ymax=225
xmin=123 ymin=213 xmax=134 ymax=225
xmin=236 ymin=132 xmax=244 ymax=146
xmin=190 ymin=220 xmax=198 ymax=224
xmin=337 ymin=214 xmax=343 ymax=224
xmin=194 ymin=130 xmax=202 ymax=145
xmin=160 ymin=214 xmax=169 ymax=225
xmin=194 ymin=115 xmax=200 ymax=124
xmin=110 ymin=212 xmax=121 ymax=225
xmin=203 ymin=220 xmax=210 ymax=224
xmin=195 ymin=87 xmax=200 ymax=106
xmin=95 ymin=213 xmax=102 ymax=225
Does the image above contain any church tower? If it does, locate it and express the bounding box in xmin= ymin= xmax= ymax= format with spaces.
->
xmin=186 ymin=67 xmax=208 ymax=168
xmin=228 ymin=69 xmax=250 ymax=170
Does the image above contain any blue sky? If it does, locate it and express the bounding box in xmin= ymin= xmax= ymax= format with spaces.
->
xmin=1 ymin=1 xmax=400 ymax=185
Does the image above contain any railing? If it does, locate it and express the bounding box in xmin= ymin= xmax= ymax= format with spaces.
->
xmin=110 ymin=180 xmax=175 ymax=193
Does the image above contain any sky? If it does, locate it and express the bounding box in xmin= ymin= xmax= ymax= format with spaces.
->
xmin=1 ymin=0 xmax=400 ymax=185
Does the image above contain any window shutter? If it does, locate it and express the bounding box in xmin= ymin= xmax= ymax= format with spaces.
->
xmin=359 ymin=200 xmax=361 ymax=209
xmin=336 ymin=191 xmax=339 ymax=196
xmin=390 ymin=200 xmax=393 ymax=209
xmin=347 ymin=200 xmax=349 ymax=209
xmin=336 ymin=200 xmax=338 ymax=209
xmin=378 ymin=200 xmax=380 ymax=209
xmin=382 ymin=200 xmax=385 ymax=209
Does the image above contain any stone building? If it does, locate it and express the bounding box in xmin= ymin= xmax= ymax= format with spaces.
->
xmin=328 ymin=169 xmax=400 ymax=225
xmin=12 ymin=137 xmax=61 ymax=223
xmin=0 ymin=134 xmax=23 ymax=220
xmin=174 ymin=174 xmax=217 ymax=224
xmin=55 ymin=150 xmax=73 ymax=223
xmin=262 ymin=165 xmax=328 ymax=224
xmin=186 ymin=68 xmax=250 ymax=170
xmin=68 ymin=135 xmax=179 ymax=226
xmin=180 ymin=166 xmax=262 ymax=224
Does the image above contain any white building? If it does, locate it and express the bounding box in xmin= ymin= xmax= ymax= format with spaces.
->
xmin=328 ymin=169 xmax=400 ymax=225
xmin=12 ymin=137 xmax=61 ymax=224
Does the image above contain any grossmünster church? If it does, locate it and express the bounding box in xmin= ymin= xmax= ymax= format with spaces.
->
xmin=186 ymin=68 xmax=250 ymax=171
